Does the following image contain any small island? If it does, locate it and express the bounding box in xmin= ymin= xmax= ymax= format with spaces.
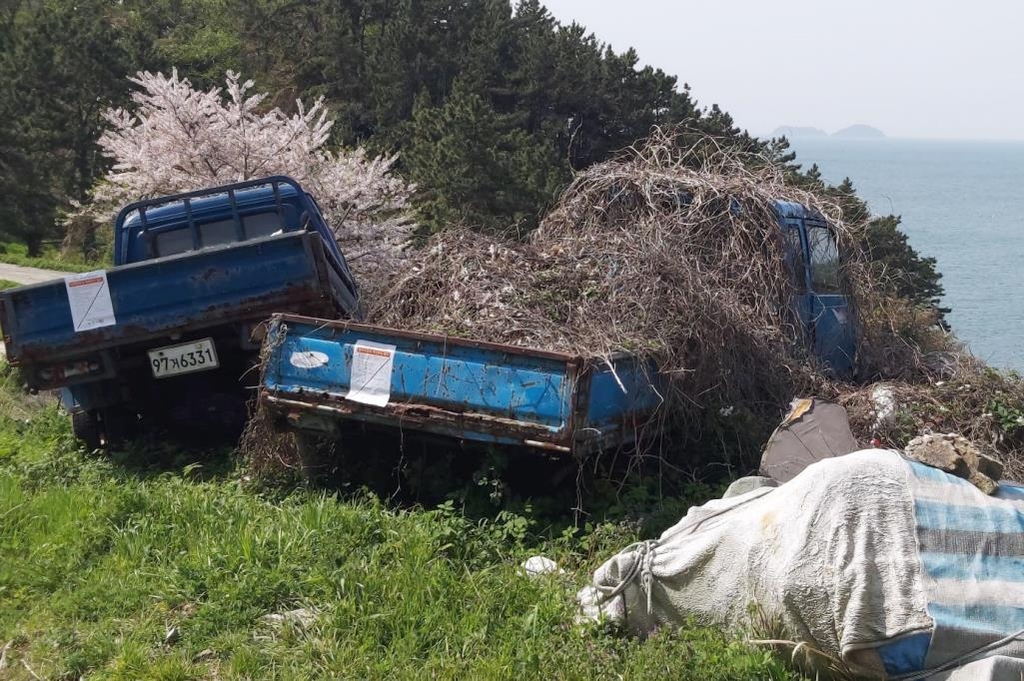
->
xmin=832 ymin=124 xmax=886 ymax=139
xmin=773 ymin=124 xmax=887 ymax=139
xmin=772 ymin=125 xmax=828 ymax=138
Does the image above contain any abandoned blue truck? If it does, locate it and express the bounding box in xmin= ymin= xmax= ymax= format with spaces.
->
xmin=258 ymin=200 xmax=855 ymax=477
xmin=0 ymin=176 xmax=361 ymax=447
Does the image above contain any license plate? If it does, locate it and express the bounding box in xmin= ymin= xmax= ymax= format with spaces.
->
xmin=148 ymin=338 xmax=219 ymax=378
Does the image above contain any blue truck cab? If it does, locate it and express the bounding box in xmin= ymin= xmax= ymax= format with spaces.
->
xmin=257 ymin=199 xmax=855 ymax=476
xmin=115 ymin=177 xmax=351 ymax=272
xmin=0 ymin=176 xmax=361 ymax=447
xmin=775 ymin=200 xmax=855 ymax=374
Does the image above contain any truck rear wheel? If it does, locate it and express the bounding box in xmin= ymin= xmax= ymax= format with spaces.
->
xmin=100 ymin=407 xmax=136 ymax=448
xmin=71 ymin=410 xmax=102 ymax=451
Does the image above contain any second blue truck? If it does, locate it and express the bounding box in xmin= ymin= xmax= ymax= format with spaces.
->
xmin=257 ymin=200 xmax=856 ymax=473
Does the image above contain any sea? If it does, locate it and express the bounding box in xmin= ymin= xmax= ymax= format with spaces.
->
xmin=785 ymin=137 xmax=1024 ymax=372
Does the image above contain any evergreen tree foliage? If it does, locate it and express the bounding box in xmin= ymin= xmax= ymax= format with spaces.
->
xmin=830 ymin=177 xmax=946 ymax=318
xmin=406 ymin=83 xmax=563 ymax=234
xmin=860 ymin=214 xmax=947 ymax=316
xmin=0 ymin=0 xmax=136 ymax=253
xmin=0 ymin=0 xmax=946 ymax=319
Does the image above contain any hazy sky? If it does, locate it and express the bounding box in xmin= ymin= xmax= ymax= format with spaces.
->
xmin=539 ymin=0 xmax=1024 ymax=140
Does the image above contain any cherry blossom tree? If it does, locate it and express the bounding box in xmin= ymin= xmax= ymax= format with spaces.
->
xmin=71 ymin=69 xmax=414 ymax=279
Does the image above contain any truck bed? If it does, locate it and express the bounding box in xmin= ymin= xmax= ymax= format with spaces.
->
xmin=0 ymin=231 xmax=353 ymax=374
xmin=260 ymin=314 xmax=664 ymax=454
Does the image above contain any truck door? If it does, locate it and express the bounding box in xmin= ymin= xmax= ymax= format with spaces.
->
xmin=782 ymin=223 xmax=813 ymax=342
xmin=803 ymin=220 xmax=855 ymax=376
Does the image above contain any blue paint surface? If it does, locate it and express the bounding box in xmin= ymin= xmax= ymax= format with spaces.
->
xmin=877 ymin=632 xmax=931 ymax=676
xmin=264 ymin=318 xmax=665 ymax=452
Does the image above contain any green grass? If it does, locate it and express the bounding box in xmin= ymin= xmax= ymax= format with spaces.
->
xmin=0 ymin=279 xmax=21 ymax=290
xmin=0 ymin=242 xmax=102 ymax=273
xmin=0 ymin=371 xmax=804 ymax=680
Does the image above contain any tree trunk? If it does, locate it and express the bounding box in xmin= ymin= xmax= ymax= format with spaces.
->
xmin=25 ymin=234 xmax=43 ymax=258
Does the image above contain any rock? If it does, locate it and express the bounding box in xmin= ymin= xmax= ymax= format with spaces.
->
xmin=976 ymin=451 xmax=1005 ymax=481
xmin=922 ymin=351 xmax=960 ymax=379
xmin=832 ymin=124 xmax=886 ymax=139
xmin=522 ymin=556 xmax=562 ymax=577
xmin=904 ymin=434 xmax=968 ymax=474
xmin=772 ymin=125 xmax=828 ymax=138
xmin=968 ymin=470 xmax=1000 ymax=496
xmin=164 ymin=626 xmax=180 ymax=646
xmin=259 ymin=608 xmax=317 ymax=630
xmin=904 ymin=433 xmax=1003 ymax=494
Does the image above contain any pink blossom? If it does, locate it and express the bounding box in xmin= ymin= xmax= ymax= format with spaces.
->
xmin=79 ymin=70 xmax=415 ymax=281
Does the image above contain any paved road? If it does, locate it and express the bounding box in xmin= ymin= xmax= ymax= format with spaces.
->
xmin=0 ymin=262 xmax=69 ymax=286
xmin=0 ymin=262 xmax=71 ymax=358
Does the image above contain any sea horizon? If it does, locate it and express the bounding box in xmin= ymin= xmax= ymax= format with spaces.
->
xmin=761 ymin=134 xmax=1024 ymax=144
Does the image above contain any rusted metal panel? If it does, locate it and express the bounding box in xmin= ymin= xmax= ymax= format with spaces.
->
xmin=272 ymin=313 xmax=591 ymax=364
xmin=264 ymin=393 xmax=573 ymax=451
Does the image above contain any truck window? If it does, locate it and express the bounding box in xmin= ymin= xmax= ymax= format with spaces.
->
xmin=200 ymin=218 xmax=239 ymax=248
xmin=155 ymin=228 xmax=194 ymax=257
xmin=783 ymin=227 xmax=807 ymax=293
xmin=808 ymin=226 xmax=842 ymax=293
xmin=244 ymin=212 xmax=283 ymax=238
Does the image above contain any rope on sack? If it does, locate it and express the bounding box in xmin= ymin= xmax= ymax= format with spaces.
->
xmin=592 ymin=491 xmax=772 ymax=618
xmin=641 ymin=540 xmax=656 ymax=614
xmin=595 ymin=540 xmax=660 ymax=617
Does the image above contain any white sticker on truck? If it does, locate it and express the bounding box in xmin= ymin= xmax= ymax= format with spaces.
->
xmin=345 ymin=340 xmax=396 ymax=407
xmin=289 ymin=350 xmax=329 ymax=369
xmin=65 ymin=270 xmax=116 ymax=331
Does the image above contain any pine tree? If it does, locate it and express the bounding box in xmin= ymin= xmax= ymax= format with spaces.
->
xmin=0 ymin=0 xmax=135 ymax=253
xmin=405 ymin=83 xmax=561 ymax=234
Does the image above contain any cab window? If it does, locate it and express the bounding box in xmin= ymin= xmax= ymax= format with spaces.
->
xmin=243 ymin=212 xmax=283 ymax=238
xmin=808 ymin=226 xmax=842 ymax=293
xmin=154 ymin=228 xmax=194 ymax=257
xmin=199 ymin=218 xmax=239 ymax=248
xmin=783 ymin=226 xmax=808 ymax=293
xmin=151 ymin=207 xmax=293 ymax=258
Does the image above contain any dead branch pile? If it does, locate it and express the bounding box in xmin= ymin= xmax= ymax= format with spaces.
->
xmin=369 ymin=132 xmax=871 ymax=432
xmin=240 ymin=401 xmax=301 ymax=478
xmin=240 ymin=325 xmax=301 ymax=477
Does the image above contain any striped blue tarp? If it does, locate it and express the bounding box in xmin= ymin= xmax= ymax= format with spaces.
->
xmin=905 ymin=460 xmax=1024 ymax=672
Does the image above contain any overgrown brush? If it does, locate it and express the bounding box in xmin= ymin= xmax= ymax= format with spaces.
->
xmin=240 ymin=402 xmax=301 ymax=478
xmin=369 ymin=130 xmax=954 ymax=470
xmin=240 ymin=326 xmax=301 ymax=478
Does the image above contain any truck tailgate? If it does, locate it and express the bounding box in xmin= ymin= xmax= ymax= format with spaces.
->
xmin=0 ymin=232 xmax=346 ymax=365
xmin=261 ymin=315 xmax=664 ymax=453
